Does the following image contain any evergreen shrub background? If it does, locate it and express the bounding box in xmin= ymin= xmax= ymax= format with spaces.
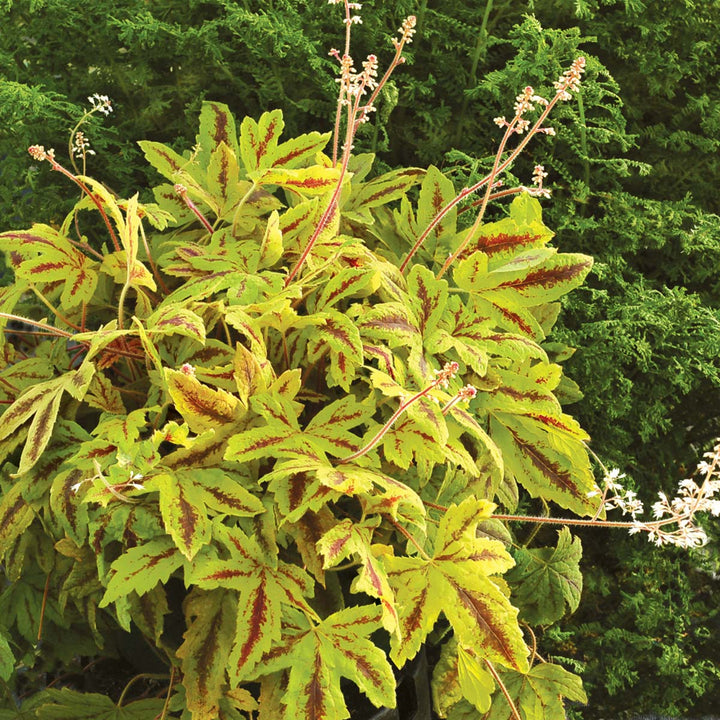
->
xmin=1 ymin=0 xmax=719 ymax=716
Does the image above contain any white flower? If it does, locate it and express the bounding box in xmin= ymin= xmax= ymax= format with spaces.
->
xmin=88 ymin=93 xmax=113 ymax=115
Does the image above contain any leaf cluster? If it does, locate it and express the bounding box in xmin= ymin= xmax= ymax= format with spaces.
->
xmin=0 ymin=99 xmax=593 ymax=718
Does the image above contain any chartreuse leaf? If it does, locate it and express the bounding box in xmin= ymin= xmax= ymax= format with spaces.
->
xmin=271 ymin=130 xmax=331 ymax=168
xmin=207 ymin=142 xmax=243 ymax=217
xmin=489 ymin=413 xmax=597 ymax=516
xmin=0 ymin=367 xmax=95 ymax=476
xmin=138 ymin=140 xmax=190 ymax=183
xmin=165 ymin=367 xmax=240 ymax=434
xmin=0 ymin=483 xmax=35 ymax=562
xmin=146 ymin=304 xmax=206 ymax=344
xmin=460 ymin=247 xmax=593 ymax=307
xmin=313 ymin=265 xmax=374 ymax=312
xmin=416 ymin=164 xmax=457 ymax=261
xmin=259 ymin=210 xmax=283 ymax=268
xmin=386 ymin=498 xmax=527 ymax=671
xmin=432 ymin=636 xmax=496 ymax=717
xmin=459 ymin=193 xmax=553 ymax=267
xmin=99 ymin=536 xmax=183 ymax=606
xmin=0 ymin=630 xmax=13 ymax=680
xmin=259 ymin=166 xmax=341 ymax=197
xmin=0 ymin=224 xmax=98 ymax=309
xmin=227 ymin=393 xmax=368 ymax=465
xmin=317 ymin=517 xmax=399 ymax=636
xmin=240 ymin=109 xmax=284 ymax=173
xmin=152 ymin=467 xmax=263 ymax=560
xmin=457 ymin=644 xmax=495 ymax=713
xmin=407 ymin=264 xmax=448 ymax=337
xmin=176 ymin=588 xmax=236 ymax=720
xmin=348 ymin=167 xmax=425 ymax=211
xmin=154 ymin=472 xmax=211 ymax=561
xmin=34 ymin=688 xmax=165 ymax=719
xmin=197 ymin=100 xmax=239 ymax=161
xmin=432 ymin=637 xmax=465 ymax=716
xmin=304 ymin=395 xmax=371 ymax=456
xmin=484 ymin=663 xmax=587 ymax=720
xmin=506 ymin=528 xmax=582 ymax=626
xmin=259 ymin=605 xmax=396 ymax=720
xmin=188 ymin=524 xmax=316 ymax=683
xmin=117 ymin=193 xmax=156 ymax=292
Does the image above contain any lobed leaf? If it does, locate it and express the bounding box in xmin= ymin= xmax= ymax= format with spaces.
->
xmin=489 ymin=413 xmax=597 ymax=516
xmin=240 ymin=109 xmax=285 ymax=173
xmin=99 ymin=536 xmax=183 ymax=606
xmin=197 ymin=100 xmax=240 ymax=165
xmin=177 ymin=588 xmax=237 ymax=720
xmin=484 ymin=662 xmax=587 ymax=720
xmin=165 ymin=367 xmax=240 ymax=434
xmin=506 ymin=527 xmax=583 ymax=626
xmin=271 ymin=130 xmax=332 ymax=169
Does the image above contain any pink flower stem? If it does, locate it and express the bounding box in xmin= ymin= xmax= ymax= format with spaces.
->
xmin=331 ymin=0 xmax=353 ymax=165
xmin=456 ymin=185 xmax=532 ymax=215
xmin=41 ymin=155 xmax=121 ymax=253
xmin=174 ymin=184 xmax=214 ymax=235
xmin=337 ymin=362 xmax=458 ymax=464
xmin=436 ymin=118 xmax=518 ymax=280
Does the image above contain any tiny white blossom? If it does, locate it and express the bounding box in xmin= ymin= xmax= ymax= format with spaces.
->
xmin=88 ymin=93 xmax=113 ymax=115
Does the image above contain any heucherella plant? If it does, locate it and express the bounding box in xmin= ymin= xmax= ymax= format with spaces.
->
xmin=0 ymin=2 xmax=715 ymax=720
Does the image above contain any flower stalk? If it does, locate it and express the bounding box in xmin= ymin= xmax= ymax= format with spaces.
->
xmin=28 ymin=145 xmax=121 ymax=252
xmin=174 ymin=184 xmax=215 ymax=235
xmin=285 ymin=6 xmax=416 ymax=287
xmin=399 ymin=57 xmax=586 ymax=276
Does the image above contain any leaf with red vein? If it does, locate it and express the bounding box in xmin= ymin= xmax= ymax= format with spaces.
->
xmin=0 ymin=370 xmax=94 ymax=476
xmin=358 ymin=301 xmax=421 ymax=349
xmin=0 ymin=224 xmax=98 ymax=308
xmin=309 ymin=311 xmax=363 ymax=364
xmin=138 ymin=140 xmax=192 ymax=183
xmin=99 ymin=536 xmax=183 ymax=606
xmin=271 ymin=130 xmax=331 ymax=169
xmin=285 ymin=508 xmax=335 ymax=585
xmin=317 ymin=518 xmax=399 ymax=636
xmin=197 ymin=100 xmax=239 ymax=161
xmin=480 ymin=367 xmax=561 ymax=418
xmin=197 ymin=469 xmax=264 ymax=517
xmin=0 ymin=483 xmax=35 ymax=560
xmin=165 ymin=367 xmax=239 ymax=434
xmin=155 ymin=472 xmax=211 ymax=560
xmin=407 ymin=264 xmax=448 ymax=336
xmin=314 ymin=266 xmax=374 ymax=312
xmin=264 ymin=462 xmax=342 ymax=523
xmin=189 ymin=525 xmax=316 ymax=682
xmin=386 ymin=499 xmax=528 ymax=671
xmin=240 ymin=109 xmax=285 ymax=173
xmin=84 ymin=373 xmax=125 ymax=414
xmin=234 ymin=344 xmax=267 ymax=405
xmin=489 ymin=412 xmax=597 ymax=516
xmin=477 ymin=252 xmax=593 ymax=306
xmin=147 ymin=304 xmax=206 ymax=344
xmin=259 ymin=166 xmax=341 ymax=197
xmin=177 ymin=588 xmax=236 ymax=720
xmin=207 ymin=141 xmax=241 ymax=213
xmin=305 ymin=396 xmax=372 ymax=457
xmin=258 ymin=605 xmax=395 ymax=720
xmin=416 ymin=165 xmax=457 ymax=260
xmin=224 ymin=425 xmax=299 ymax=464
xmin=349 ymin=167 xmax=425 ymax=210
xmin=50 ymin=468 xmax=90 ymax=546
